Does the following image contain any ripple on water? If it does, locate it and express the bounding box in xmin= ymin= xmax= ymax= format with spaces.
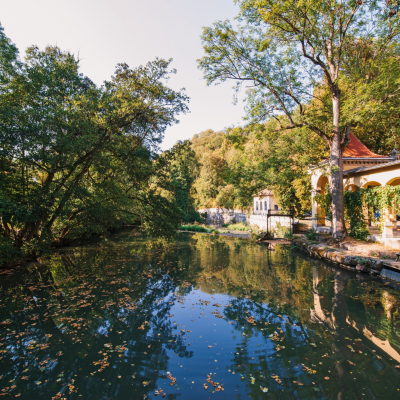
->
xmin=0 ymin=232 xmax=400 ymax=399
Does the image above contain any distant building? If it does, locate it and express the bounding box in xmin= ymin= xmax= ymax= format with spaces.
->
xmin=249 ymin=189 xmax=291 ymax=232
xmin=252 ymin=189 xmax=280 ymax=214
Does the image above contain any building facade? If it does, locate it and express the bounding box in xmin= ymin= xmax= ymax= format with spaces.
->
xmin=252 ymin=189 xmax=280 ymax=215
xmin=311 ymin=133 xmax=400 ymax=246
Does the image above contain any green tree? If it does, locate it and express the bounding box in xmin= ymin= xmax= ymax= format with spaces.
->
xmin=198 ymin=0 xmax=400 ymax=239
xmin=340 ymin=40 xmax=400 ymax=154
xmin=167 ymin=140 xmax=202 ymax=223
xmin=0 ymin=26 xmax=188 ymax=262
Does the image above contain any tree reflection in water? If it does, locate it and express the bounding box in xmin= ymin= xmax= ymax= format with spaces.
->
xmin=0 ymin=232 xmax=400 ymax=399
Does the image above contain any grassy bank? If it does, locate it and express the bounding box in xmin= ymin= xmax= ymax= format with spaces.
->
xmin=179 ymin=225 xmax=219 ymax=234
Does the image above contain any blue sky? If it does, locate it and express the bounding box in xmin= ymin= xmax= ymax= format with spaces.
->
xmin=1 ymin=0 xmax=247 ymax=150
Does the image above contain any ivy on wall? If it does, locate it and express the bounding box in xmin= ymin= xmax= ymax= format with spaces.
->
xmin=314 ymin=186 xmax=332 ymax=222
xmin=343 ymin=190 xmax=370 ymax=240
xmin=315 ymin=185 xmax=400 ymax=240
xmin=363 ymin=186 xmax=400 ymax=234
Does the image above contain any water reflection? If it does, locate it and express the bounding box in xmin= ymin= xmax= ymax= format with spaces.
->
xmin=0 ymin=232 xmax=400 ymax=399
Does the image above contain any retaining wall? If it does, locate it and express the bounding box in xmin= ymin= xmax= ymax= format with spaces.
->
xmin=249 ymin=214 xmax=292 ymax=231
xmin=197 ymin=208 xmax=247 ymax=226
xmin=291 ymin=238 xmax=400 ymax=282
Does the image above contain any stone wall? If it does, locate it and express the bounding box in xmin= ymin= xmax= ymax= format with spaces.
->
xmin=248 ymin=214 xmax=292 ymax=232
xmin=197 ymin=208 xmax=247 ymax=226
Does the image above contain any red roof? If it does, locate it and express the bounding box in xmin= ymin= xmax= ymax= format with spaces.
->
xmin=343 ymin=133 xmax=386 ymax=158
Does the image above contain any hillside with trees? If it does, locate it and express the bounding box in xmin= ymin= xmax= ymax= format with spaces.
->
xmin=198 ymin=0 xmax=400 ymax=239
xmin=167 ymin=123 xmax=326 ymax=217
xmin=2 ymin=0 xmax=400 ymax=264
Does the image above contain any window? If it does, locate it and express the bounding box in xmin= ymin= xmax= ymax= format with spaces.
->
xmin=264 ymin=201 xmax=267 ymax=211
xmin=256 ymin=202 xmax=258 ymax=210
xmin=260 ymin=202 xmax=263 ymax=211
xmin=274 ymin=205 xmax=278 ymax=211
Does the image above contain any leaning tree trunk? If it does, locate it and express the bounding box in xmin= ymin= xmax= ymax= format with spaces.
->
xmin=330 ymin=90 xmax=347 ymax=240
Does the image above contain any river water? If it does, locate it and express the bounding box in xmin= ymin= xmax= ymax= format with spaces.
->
xmin=1 ymin=232 xmax=400 ymax=399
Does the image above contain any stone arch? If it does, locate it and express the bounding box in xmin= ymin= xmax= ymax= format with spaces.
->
xmin=386 ymin=177 xmax=400 ymax=186
xmin=361 ymin=181 xmax=381 ymax=189
xmin=317 ymin=175 xmax=329 ymax=192
xmin=344 ymin=184 xmax=359 ymax=192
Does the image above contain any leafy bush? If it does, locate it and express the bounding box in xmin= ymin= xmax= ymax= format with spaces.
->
xmin=222 ymin=223 xmax=249 ymax=231
xmin=344 ymin=191 xmax=369 ymax=240
xmin=305 ymin=228 xmax=317 ymax=241
xmin=179 ymin=225 xmax=211 ymax=233
xmin=248 ymin=224 xmax=262 ymax=240
xmin=284 ymin=231 xmax=294 ymax=240
xmin=275 ymin=222 xmax=291 ymax=238
xmin=185 ymin=208 xmax=204 ymax=224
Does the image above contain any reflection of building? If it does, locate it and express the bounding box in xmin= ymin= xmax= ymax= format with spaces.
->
xmin=312 ymin=266 xmax=400 ymax=363
xmin=311 ymin=134 xmax=400 ymax=245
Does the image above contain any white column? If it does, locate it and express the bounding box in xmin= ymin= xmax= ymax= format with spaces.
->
xmin=312 ymin=191 xmax=318 ymax=229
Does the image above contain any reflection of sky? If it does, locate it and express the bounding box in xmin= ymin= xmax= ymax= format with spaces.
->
xmin=163 ymin=290 xmax=254 ymax=398
xmin=160 ymin=288 xmax=319 ymax=398
xmin=2 ymin=234 xmax=400 ymax=399
xmin=97 ymin=319 xmax=111 ymax=336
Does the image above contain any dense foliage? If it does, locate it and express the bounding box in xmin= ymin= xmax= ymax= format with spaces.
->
xmin=198 ymin=0 xmax=400 ymax=239
xmin=169 ymin=124 xmax=326 ymax=216
xmin=0 ymin=25 xmax=188 ymax=264
xmin=315 ymin=185 xmax=400 ymax=240
xmin=163 ymin=141 xmax=202 ymax=223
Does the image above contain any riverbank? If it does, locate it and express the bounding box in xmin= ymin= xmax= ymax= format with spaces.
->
xmin=181 ymin=228 xmax=400 ymax=283
xmin=291 ymin=236 xmax=400 ymax=282
xmin=179 ymin=230 xmax=250 ymax=239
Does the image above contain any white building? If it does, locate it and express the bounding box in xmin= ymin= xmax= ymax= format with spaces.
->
xmin=252 ymin=189 xmax=281 ymax=214
xmin=310 ymin=133 xmax=400 ymax=247
xmin=249 ymin=189 xmax=291 ymax=232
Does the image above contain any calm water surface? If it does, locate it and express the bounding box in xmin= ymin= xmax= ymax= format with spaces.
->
xmin=1 ymin=232 xmax=400 ymax=400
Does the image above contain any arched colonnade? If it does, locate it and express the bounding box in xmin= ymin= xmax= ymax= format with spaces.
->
xmin=311 ymin=162 xmax=400 ymax=238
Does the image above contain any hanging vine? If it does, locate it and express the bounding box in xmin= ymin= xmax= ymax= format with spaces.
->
xmin=363 ymin=186 xmax=400 ymax=234
xmin=314 ymin=185 xmax=400 ymax=240
xmin=314 ymin=185 xmax=332 ymax=222
xmin=343 ymin=190 xmax=369 ymax=240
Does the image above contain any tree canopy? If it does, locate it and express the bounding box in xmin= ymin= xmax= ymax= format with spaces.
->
xmin=0 ymin=24 xmax=189 ymax=264
xmin=179 ymin=123 xmax=325 ymax=216
xmin=198 ymin=0 xmax=400 ymax=239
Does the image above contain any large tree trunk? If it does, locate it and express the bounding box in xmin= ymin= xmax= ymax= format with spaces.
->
xmin=330 ymin=90 xmax=347 ymax=240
